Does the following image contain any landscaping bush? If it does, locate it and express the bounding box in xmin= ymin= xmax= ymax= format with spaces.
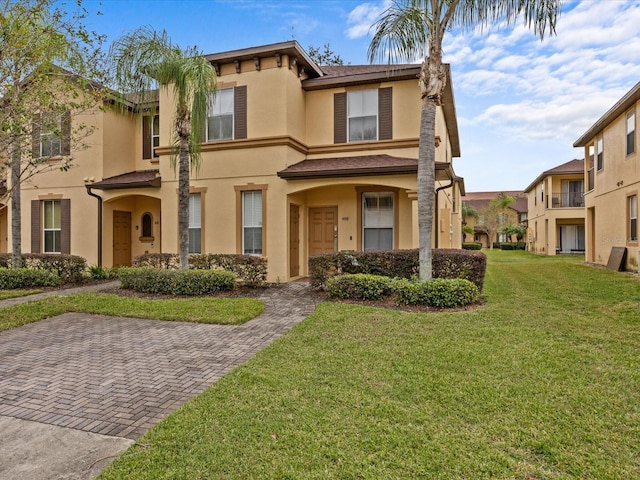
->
xmin=499 ymin=242 xmax=527 ymax=251
xmin=325 ymin=274 xmax=394 ymax=300
xmin=394 ymin=278 xmax=479 ymax=307
xmin=133 ymin=253 xmax=267 ymax=286
xmin=310 ymin=249 xmax=486 ymax=292
xmin=117 ymin=267 xmax=236 ymax=295
xmin=0 ymin=253 xmax=86 ymax=283
xmin=0 ymin=267 xmax=61 ymax=289
xmin=462 ymin=242 xmax=482 ymax=250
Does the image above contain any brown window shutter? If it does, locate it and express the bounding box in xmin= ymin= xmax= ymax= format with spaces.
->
xmin=61 ymin=111 xmax=71 ymax=155
xmin=378 ymin=87 xmax=392 ymax=140
xmin=32 ymin=115 xmax=41 ymax=158
xmin=61 ymin=199 xmax=71 ymax=254
xmin=31 ymin=200 xmax=41 ymax=253
xmin=142 ymin=116 xmax=151 ymax=159
xmin=234 ymin=86 xmax=247 ymax=140
xmin=334 ymin=92 xmax=347 ymax=143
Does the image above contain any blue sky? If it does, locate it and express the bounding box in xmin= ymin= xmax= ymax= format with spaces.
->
xmin=80 ymin=0 xmax=640 ymax=192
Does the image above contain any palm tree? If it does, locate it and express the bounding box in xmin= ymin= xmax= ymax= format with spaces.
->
xmin=368 ymin=0 xmax=560 ymax=280
xmin=109 ymin=27 xmax=216 ymax=269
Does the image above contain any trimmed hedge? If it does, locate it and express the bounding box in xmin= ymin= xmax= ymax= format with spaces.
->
xmin=0 ymin=254 xmax=86 ymax=283
xmin=0 ymin=268 xmax=61 ymax=288
xmin=325 ymin=273 xmax=479 ymax=307
xmin=394 ymin=278 xmax=479 ymax=307
xmin=499 ymin=242 xmax=526 ymax=251
xmin=462 ymin=242 xmax=482 ymax=250
xmin=132 ymin=253 xmax=267 ymax=286
xmin=117 ymin=267 xmax=236 ymax=295
xmin=309 ymin=249 xmax=487 ymax=291
xmin=326 ymin=274 xmax=394 ymax=300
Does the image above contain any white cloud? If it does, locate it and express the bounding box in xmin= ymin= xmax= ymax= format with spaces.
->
xmin=346 ymin=1 xmax=391 ymax=39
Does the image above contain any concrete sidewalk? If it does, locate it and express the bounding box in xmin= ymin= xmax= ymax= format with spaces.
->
xmin=0 ymin=281 xmax=317 ymax=479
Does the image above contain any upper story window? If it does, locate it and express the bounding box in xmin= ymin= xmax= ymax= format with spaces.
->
xmin=334 ymin=88 xmax=392 ymax=144
xmin=348 ymin=89 xmax=378 ymax=142
xmin=627 ymin=110 xmax=635 ymax=155
xmin=33 ymin=111 xmax=70 ymax=158
xmin=208 ymin=88 xmax=234 ymax=141
xmin=143 ymin=114 xmax=159 ymax=159
xmin=596 ymin=136 xmax=603 ymax=171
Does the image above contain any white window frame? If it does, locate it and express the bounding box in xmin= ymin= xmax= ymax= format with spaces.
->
xmin=362 ymin=191 xmax=394 ymax=251
xmin=207 ymin=88 xmax=234 ymax=141
xmin=43 ymin=200 xmax=61 ymax=253
xmin=347 ymin=89 xmax=378 ymax=142
xmin=188 ymin=193 xmax=201 ymax=254
xmin=596 ymin=136 xmax=604 ymax=171
xmin=627 ymin=110 xmax=635 ymax=155
xmin=242 ymin=190 xmax=262 ymax=255
xmin=40 ymin=113 xmax=62 ymax=157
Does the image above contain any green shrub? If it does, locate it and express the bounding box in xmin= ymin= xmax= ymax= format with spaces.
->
xmin=394 ymin=278 xmax=479 ymax=307
xmin=0 ymin=268 xmax=61 ymax=289
xmin=88 ymin=265 xmax=118 ymax=279
xmin=462 ymin=242 xmax=482 ymax=250
xmin=325 ymin=274 xmax=394 ymax=300
xmin=310 ymin=249 xmax=487 ymax=292
xmin=117 ymin=267 xmax=236 ymax=295
xmin=0 ymin=254 xmax=87 ymax=283
xmin=133 ymin=253 xmax=267 ymax=286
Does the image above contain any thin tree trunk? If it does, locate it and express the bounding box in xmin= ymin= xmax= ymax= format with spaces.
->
xmin=177 ymin=123 xmax=190 ymax=270
xmin=10 ymin=140 xmax=22 ymax=268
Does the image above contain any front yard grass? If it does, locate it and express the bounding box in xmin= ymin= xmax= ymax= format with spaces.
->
xmin=100 ymin=251 xmax=640 ymax=479
xmin=0 ymin=289 xmax=43 ymax=300
xmin=0 ymin=293 xmax=264 ymax=332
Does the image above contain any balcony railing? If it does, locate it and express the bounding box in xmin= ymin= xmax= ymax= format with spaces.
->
xmin=550 ymin=192 xmax=584 ymax=208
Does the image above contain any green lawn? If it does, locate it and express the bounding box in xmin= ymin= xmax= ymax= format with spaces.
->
xmin=0 ymin=289 xmax=43 ymax=300
xmin=0 ymin=293 xmax=264 ymax=332
xmin=99 ymin=251 xmax=640 ymax=479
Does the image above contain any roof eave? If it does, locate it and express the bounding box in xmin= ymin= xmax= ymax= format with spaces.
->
xmin=278 ymin=165 xmax=418 ymax=180
xmin=574 ymin=81 xmax=640 ymax=147
xmin=302 ymin=67 xmax=420 ymax=90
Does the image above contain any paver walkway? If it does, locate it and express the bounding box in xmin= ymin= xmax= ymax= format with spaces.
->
xmin=0 ymin=282 xmax=317 ymax=440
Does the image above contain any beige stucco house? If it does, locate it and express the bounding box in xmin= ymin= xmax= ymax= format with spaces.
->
xmin=524 ymin=159 xmax=585 ymax=255
xmin=0 ymin=41 xmax=464 ymax=282
xmin=574 ymin=81 xmax=640 ymax=270
xmin=462 ymin=191 xmax=527 ymax=247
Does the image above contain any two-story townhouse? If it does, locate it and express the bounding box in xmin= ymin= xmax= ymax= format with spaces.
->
xmin=7 ymin=41 xmax=464 ymax=282
xmin=574 ymin=81 xmax=640 ymax=270
xmin=462 ymin=191 xmax=527 ymax=247
xmin=524 ymin=159 xmax=585 ymax=255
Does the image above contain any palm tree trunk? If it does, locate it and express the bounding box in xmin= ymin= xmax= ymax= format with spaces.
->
xmin=10 ymin=140 xmax=22 ymax=268
xmin=418 ymin=97 xmax=437 ymax=280
xmin=177 ymin=121 xmax=190 ymax=270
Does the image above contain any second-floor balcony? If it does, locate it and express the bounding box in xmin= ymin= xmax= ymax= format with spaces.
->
xmin=550 ymin=192 xmax=584 ymax=208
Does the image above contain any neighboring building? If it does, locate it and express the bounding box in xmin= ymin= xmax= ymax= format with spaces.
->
xmin=462 ymin=191 xmax=527 ymax=247
xmin=1 ymin=41 xmax=464 ymax=282
xmin=524 ymin=159 xmax=585 ymax=255
xmin=574 ymin=81 xmax=640 ymax=270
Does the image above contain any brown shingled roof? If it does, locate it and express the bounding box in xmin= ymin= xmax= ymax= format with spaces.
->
xmin=277 ymin=154 xmax=455 ymax=180
xmin=89 ymin=170 xmax=161 ymax=190
xmin=524 ymin=159 xmax=584 ymax=193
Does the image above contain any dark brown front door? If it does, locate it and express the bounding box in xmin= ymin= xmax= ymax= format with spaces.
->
xmin=309 ymin=207 xmax=338 ymax=256
xmin=290 ymin=204 xmax=300 ymax=277
xmin=113 ymin=210 xmax=131 ymax=267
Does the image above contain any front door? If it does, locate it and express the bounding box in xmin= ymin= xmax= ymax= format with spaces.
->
xmin=290 ymin=204 xmax=300 ymax=277
xmin=113 ymin=210 xmax=132 ymax=267
xmin=309 ymin=207 xmax=338 ymax=256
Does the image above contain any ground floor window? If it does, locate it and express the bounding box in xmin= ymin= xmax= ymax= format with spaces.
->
xmin=363 ymin=191 xmax=394 ymax=251
xmin=189 ymin=193 xmax=201 ymax=254
xmin=629 ymin=195 xmax=637 ymax=242
xmin=43 ymin=200 xmax=61 ymax=253
xmin=243 ymin=190 xmax=262 ymax=255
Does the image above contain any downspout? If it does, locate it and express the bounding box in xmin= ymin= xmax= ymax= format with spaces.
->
xmin=434 ymin=179 xmax=455 ymax=248
xmin=85 ymin=186 xmax=102 ymax=266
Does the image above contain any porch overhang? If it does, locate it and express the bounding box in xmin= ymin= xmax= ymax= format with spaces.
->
xmin=88 ymin=170 xmax=161 ymax=190
xmin=277 ymin=154 xmax=455 ymax=181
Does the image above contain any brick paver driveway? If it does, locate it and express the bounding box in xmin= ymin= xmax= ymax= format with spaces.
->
xmin=0 ymin=283 xmax=316 ymax=440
